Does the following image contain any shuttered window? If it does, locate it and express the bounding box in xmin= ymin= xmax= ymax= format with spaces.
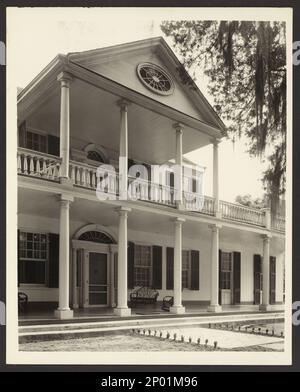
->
xmin=18 ymin=231 xmax=48 ymax=284
xmin=182 ymin=250 xmax=190 ymax=289
xmin=166 ymin=248 xmax=200 ymax=291
xmin=220 ymin=252 xmax=232 ymax=290
xmin=19 ymin=125 xmax=47 ymax=153
xmin=134 ymin=245 xmax=152 ymax=287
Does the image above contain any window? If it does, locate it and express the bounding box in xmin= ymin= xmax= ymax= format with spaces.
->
xmin=78 ymin=230 xmax=115 ymax=244
xmin=137 ymin=63 xmax=174 ymax=96
xmin=18 ymin=232 xmax=48 ymax=284
xmin=87 ymin=150 xmax=105 ymax=163
xmin=221 ymin=252 xmax=232 ymax=290
xmin=182 ymin=250 xmax=190 ymax=289
xmin=19 ymin=125 xmax=47 ymax=153
xmin=134 ymin=245 xmax=152 ymax=287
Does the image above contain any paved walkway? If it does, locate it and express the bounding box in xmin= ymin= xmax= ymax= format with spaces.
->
xmin=154 ymin=327 xmax=284 ymax=349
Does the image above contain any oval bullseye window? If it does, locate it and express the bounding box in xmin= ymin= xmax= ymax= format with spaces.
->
xmin=137 ymin=63 xmax=174 ymax=96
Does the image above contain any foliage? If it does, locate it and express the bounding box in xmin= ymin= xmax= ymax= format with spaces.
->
xmin=235 ymin=194 xmax=267 ymax=209
xmin=161 ymin=21 xmax=286 ymax=212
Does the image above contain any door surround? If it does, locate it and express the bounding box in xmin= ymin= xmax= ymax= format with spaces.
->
xmin=72 ymin=225 xmax=118 ymax=308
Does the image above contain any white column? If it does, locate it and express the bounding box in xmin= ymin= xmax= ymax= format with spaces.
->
xmin=114 ymin=207 xmax=131 ymax=317
xmin=263 ymin=208 xmax=271 ymax=229
xmin=260 ymin=234 xmax=272 ymax=311
xmin=170 ymin=217 xmax=186 ymax=314
xmin=57 ymin=72 xmax=72 ymax=182
xmin=208 ymin=224 xmax=222 ymax=312
xmin=213 ymin=139 xmax=221 ymax=217
xmin=72 ymin=247 xmax=78 ymax=309
xmin=117 ymin=99 xmax=130 ymax=200
xmin=54 ymin=194 xmax=74 ymax=319
xmin=173 ymin=123 xmax=184 ymax=209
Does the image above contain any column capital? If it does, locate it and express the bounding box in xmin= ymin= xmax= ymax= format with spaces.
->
xmin=211 ymin=137 xmax=221 ymax=146
xmin=59 ymin=194 xmax=74 ymax=203
xmin=173 ymin=217 xmax=186 ymax=224
xmin=57 ymin=71 xmax=73 ymax=87
xmin=115 ymin=206 xmax=132 ymax=216
xmin=173 ymin=122 xmax=184 ymax=134
xmin=116 ymin=98 xmax=131 ymax=111
xmin=262 ymin=233 xmax=272 ymax=241
xmin=209 ymin=223 xmax=222 ymax=231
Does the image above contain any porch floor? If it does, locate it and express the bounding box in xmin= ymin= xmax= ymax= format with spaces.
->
xmin=19 ymin=303 xmax=285 ymax=326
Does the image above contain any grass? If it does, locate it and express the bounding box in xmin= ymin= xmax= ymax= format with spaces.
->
xmin=19 ymin=333 xmax=282 ymax=352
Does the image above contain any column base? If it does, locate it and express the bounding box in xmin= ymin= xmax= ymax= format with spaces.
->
xmin=215 ymin=211 xmax=222 ymax=219
xmin=72 ymin=304 xmax=79 ymax=309
xmin=54 ymin=308 xmax=74 ymax=319
xmin=176 ymin=202 xmax=185 ymax=211
xmin=259 ymin=304 xmax=272 ymax=312
xmin=114 ymin=307 xmax=131 ymax=317
xmin=207 ymin=305 xmax=222 ymax=313
xmin=59 ymin=177 xmax=73 ymax=187
xmin=170 ymin=305 xmax=186 ymax=314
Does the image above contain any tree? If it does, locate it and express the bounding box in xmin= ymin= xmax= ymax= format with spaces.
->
xmin=235 ymin=194 xmax=267 ymax=209
xmin=161 ymin=21 xmax=286 ymax=213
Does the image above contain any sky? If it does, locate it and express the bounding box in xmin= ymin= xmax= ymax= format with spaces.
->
xmin=8 ymin=7 xmax=268 ymax=202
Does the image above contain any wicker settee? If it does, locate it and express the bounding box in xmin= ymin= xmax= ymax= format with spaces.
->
xmin=129 ymin=287 xmax=159 ymax=307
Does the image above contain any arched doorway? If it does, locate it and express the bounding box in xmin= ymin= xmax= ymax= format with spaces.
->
xmin=72 ymin=225 xmax=118 ymax=309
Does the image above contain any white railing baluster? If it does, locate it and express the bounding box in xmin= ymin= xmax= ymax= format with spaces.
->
xmin=28 ymin=155 xmax=34 ymax=174
xmin=23 ymin=154 xmax=28 ymax=174
xmin=36 ymin=158 xmax=41 ymax=176
xmin=42 ymin=159 xmax=47 ymax=178
xmin=17 ymin=154 xmax=22 ymax=173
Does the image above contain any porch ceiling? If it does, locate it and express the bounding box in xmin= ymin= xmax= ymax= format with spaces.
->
xmin=22 ymin=78 xmax=213 ymax=164
xmin=18 ymin=188 xmax=285 ymax=253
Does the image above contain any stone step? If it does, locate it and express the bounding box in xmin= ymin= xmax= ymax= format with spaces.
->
xmin=19 ymin=312 xmax=284 ymax=343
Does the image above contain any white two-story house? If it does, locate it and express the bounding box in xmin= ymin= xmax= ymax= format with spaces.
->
xmin=17 ymin=37 xmax=285 ymax=319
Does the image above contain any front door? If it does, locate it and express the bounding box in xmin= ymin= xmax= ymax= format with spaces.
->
xmin=89 ymin=252 xmax=108 ymax=306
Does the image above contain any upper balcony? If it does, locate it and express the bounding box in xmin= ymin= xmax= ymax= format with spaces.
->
xmin=17 ymin=147 xmax=285 ymax=233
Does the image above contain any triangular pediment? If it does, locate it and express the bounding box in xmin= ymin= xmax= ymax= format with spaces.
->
xmin=68 ymin=37 xmax=225 ymax=132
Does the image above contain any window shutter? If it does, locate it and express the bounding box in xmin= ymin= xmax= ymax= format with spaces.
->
xmin=47 ymin=134 xmax=60 ymax=157
xmin=127 ymin=241 xmax=135 ymax=289
xmin=190 ymin=250 xmax=200 ymax=290
xmin=253 ymin=254 xmax=262 ymax=305
xmin=18 ymin=122 xmax=26 ymax=148
xmin=218 ymin=249 xmax=222 ymax=305
xmin=152 ymin=246 xmax=162 ymax=290
xmin=270 ymin=256 xmax=276 ymax=305
xmin=166 ymin=247 xmax=174 ymax=290
xmin=233 ymin=251 xmax=241 ymax=304
xmin=48 ymin=233 xmax=59 ymax=288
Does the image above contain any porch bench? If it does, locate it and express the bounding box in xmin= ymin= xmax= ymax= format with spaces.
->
xmin=129 ymin=287 xmax=159 ymax=307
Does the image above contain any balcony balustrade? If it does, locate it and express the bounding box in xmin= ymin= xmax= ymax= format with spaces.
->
xmin=17 ymin=148 xmax=285 ymax=232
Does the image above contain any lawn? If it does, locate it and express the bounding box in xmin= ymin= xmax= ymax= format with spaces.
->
xmin=19 ymin=333 xmax=281 ymax=352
